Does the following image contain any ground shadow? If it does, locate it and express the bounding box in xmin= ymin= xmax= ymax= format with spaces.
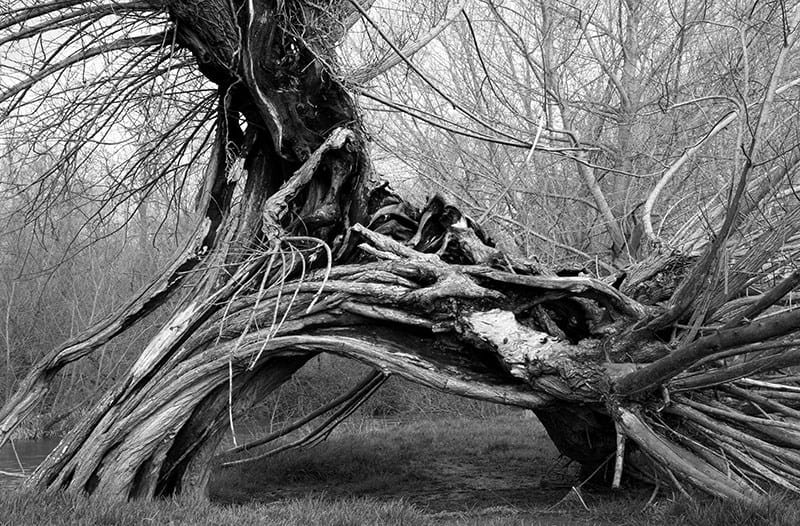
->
xmin=209 ymin=415 xmax=649 ymax=514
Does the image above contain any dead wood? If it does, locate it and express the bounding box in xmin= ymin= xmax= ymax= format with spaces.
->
xmin=1 ymin=0 xmax=800 ymax=504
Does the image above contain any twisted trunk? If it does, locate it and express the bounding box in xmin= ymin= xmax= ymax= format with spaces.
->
xmin=2 ymin=0 xmax=800 ymax=504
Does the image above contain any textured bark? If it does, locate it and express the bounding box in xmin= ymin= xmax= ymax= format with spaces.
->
xmin=2 ymin=0 xmax=800 ymax=504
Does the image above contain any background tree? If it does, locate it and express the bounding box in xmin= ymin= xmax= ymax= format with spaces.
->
xmin=364 ymin=0 xmax=800 ymax=267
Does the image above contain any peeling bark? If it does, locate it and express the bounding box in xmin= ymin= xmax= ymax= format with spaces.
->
xmin=2 ymin=0 xmax=800 ymax=505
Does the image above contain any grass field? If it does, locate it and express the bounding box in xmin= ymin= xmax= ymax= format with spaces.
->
xmin=3 ymin=414 xmax=799 ymax=525
xmin=211 ymin=414 xmax=572 ymax=511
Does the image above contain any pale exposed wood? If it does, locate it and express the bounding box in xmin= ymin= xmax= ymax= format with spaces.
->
xmin=616 ymin=406 xmax=757 ymax=501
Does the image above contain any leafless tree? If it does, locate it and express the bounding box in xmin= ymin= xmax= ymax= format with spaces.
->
xmin=368 ymin=0 xmax=800 ymax=267
xmin=1 ymin=0 xmax=800 ymax=504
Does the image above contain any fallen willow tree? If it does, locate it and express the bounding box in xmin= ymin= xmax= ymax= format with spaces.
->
xmin=2 ymin=0 xmax=800 ymax=504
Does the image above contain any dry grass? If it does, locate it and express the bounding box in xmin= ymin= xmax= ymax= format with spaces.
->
xmin=4 ymin=415 xmax=800 ymax=525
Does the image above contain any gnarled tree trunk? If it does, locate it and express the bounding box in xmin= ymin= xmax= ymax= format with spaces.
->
xmin=2 ymin=0 xmax=800 ymax=504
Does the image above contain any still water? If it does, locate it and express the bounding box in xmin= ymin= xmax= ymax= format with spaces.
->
xmin=0 ymin=439 xmax=60 ymax=489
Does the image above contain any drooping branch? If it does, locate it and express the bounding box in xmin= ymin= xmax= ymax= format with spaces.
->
xmin=223 ymin=370 xmax=386 ymax=456
xmin=221 ymin=371 xmax=388 ymax=466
